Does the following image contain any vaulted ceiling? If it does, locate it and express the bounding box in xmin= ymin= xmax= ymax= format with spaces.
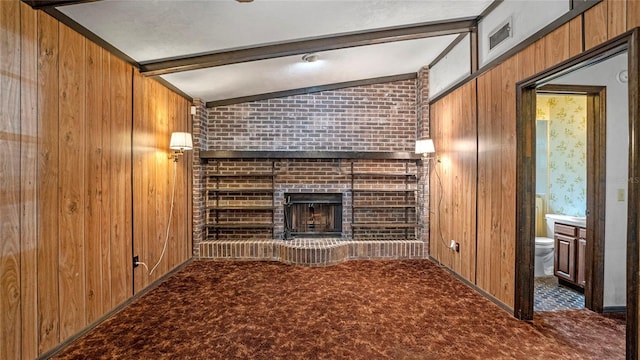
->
xmin=28 ymin=0 xmax=497 ymax=106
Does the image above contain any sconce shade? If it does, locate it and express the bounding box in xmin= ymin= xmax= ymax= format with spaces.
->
xmin=415 ymin=139 xmax=435 ymax=154
xmin=170 ymin=132 xmax=193 ymax=151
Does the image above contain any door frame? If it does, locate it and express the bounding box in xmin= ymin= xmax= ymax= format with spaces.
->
xmin=514 ymin=28 xmax=640 ymax=358
xmin=535 ymin=84 xmax=606 ymax=312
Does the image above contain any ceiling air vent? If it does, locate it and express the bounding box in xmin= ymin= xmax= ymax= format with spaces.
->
xmin=489 ymin=18 xmax=512 ymax=51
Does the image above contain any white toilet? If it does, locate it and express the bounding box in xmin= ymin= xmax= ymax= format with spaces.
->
xmin=534 ymin=211 xmax=556 ymax=277
xmin=534 ymin=236 xmax=555 ymax=277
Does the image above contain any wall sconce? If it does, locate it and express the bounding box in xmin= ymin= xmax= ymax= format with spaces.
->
xmin=415 ymin=139 xmax=436 ymax=157
xmin=169 ymin=132 xmax=193 ymax=161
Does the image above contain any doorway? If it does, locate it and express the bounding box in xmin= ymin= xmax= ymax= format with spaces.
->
xmin=514 ymin=30 xmax=640 ymax=357
xmin=532 ymin=85 xmax=606 ymax=313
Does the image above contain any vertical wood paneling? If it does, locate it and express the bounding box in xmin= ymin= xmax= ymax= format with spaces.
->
xmin=429 ymin=101 xmax=441 ymax=262
xmin=533 ymin=39 xmax=546 ymax=74
xmin=569 ymin=16 xmax=584 ymax=58
xmin=518 ymin=44 xmax=536 ymax=81
xmin=156 ymin=85 xmax=169 ymax=278
xmin=109 ymin=55 xmax=133 ymax=307
xmin=132 ymin=70 xmax=147 ymax=292
xmin=608 ymin=0 xmax=627 ymax=39
xmin=545 ymin=23 xmax=570 ymax=68
xmin=470 ymin=80 xmax=478 ymax=283
xmin=444 ymin=95 xmax=453 ymax=268
xmin=500 ymin=57 xmax=517 ymax=308
xmin=431 ymin=97 xmax=444 ymax=263
xmin=451 ymin=89 xmax=462 ymax=272
xmin=142 ymin=77 xmax=153 ymax=281
xmin=475 ymin=66 xmax=510 ymax=303
xmin=2 ymin=2 xmax=192 ymax=356
xmin=458 ymin=87 xmax=468 ymax=273
xmin=1 ymin=1 xmax=22 ymax=359
xmin=430 ymin=97 xmax=447 ymax=265
xmin=452 ymin=81 xmax=477 ymax=282
xmin=585 ymin=1 xmax=608 ymax=50
xmin=20 ymin=2 xmax=39 ymax=358
xmin=444 ymin=94 xmax=452 ymax=267
xmin=132 ymin=73 xmax=190 ymax=293
xmin=149 ymin=80 xmax=162 ymax=282
xmin=36 ymin=11 xmax=61 ymax=353
xmin=100 ymin=51 xmax=113 ymax=310
xmin=170 ymin=93 xmax=182 ymax=269
xmin=473 ymin=42 xmax=541 ymax=307
xmin=142 ymin=76 xmax=154 ymax=286
xmin=476 ymin=72 xmax=489 ymax=290
xmin=168 ymin=93 xmax=177 ymax=271
xmin=489 ymin=67 xmax=503 ymax=299
xmin=628 ymin=0 xmax=640 ymax=29
xmin=58 ymin=23 xmax=87 ymax=341
xmin=84 ymin=41 xmax=104 ymax=324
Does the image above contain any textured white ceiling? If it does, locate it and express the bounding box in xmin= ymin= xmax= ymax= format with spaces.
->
xmin=161 ymin=35 xmax=458 ymax=102
xmin=58 ymin=0 xmax=493 ymax=102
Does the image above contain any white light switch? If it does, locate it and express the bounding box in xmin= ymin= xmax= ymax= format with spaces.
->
xmin=617 ymin=189 xmax=625 ymax=202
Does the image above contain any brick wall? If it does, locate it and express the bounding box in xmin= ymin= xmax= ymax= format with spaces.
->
xmin=205 ymin=79 xmax=417 ymax=152
xmin=192 ymin=75 xmax=431 ymax=258
xmin=191 ymin=100 xmax=207 ymax=256
xmin=416 ymin=66 xmax=430 ymax=139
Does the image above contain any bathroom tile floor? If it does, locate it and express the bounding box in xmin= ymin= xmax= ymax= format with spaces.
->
xmin=534 ymin=276 xmax=585 ymax=312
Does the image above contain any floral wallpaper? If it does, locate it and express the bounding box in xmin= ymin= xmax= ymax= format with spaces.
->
xmin=537 ymin=94 xmax=587 ymax=217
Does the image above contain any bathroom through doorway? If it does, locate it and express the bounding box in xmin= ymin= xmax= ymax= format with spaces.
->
xmin=533 ymin=87 xmax=601 ymax=312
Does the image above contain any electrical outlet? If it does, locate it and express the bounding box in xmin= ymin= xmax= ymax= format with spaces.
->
xmin=455 ymin=243 xmax=460 ymax=253
xmin=133 ymin=255 xmax=139 ymax=268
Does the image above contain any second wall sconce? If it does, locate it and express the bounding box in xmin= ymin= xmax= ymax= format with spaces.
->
xmin=415 ymin=139 xmax=436 ymax=157
xmin=169 ymin=132 xmax=193 ymax=161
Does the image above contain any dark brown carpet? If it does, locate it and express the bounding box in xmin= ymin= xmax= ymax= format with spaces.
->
xmin=53 ymin=260 xmax=625 ymax=359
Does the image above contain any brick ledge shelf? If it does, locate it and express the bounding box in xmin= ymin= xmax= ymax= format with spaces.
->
xmin=198 ymin=239 xmax=426 ymax=266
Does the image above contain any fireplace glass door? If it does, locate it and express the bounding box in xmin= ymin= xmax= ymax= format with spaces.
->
xmin=284 ymin=193 xmax=342 ymax=239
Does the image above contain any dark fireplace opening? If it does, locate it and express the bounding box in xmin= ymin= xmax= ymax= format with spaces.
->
xmin=284 ymin=193 xmax=342 ymax=239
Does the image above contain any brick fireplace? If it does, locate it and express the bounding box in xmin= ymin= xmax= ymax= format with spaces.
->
xmin=192 ymin=69 xmax=431 ymax=265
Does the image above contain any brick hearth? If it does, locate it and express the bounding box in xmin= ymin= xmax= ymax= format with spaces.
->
xmin=198 ymin=239 xmax=426 ymax=266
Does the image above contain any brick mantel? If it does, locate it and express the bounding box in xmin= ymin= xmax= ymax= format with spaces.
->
xmin=200 ymin=151 xmax=421 ymax=160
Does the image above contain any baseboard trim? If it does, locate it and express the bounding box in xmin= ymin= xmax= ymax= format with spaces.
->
xmin=428 ymin=256 xmax=514 ymax=315
xmin=38 ymin=258 xmax=194 ymax=360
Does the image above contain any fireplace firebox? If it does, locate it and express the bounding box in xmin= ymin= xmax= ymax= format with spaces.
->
xmin=284 ymin=193 xmax=342 ymax=239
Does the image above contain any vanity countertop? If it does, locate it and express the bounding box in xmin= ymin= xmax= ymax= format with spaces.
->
xmin=545 ymin=214 xmax=586 ymax=228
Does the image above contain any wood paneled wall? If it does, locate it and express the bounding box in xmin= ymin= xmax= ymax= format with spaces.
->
xmin=0 ymin=2 xmax=192 ymax=359
xmin=429 ymin=0 xmax=638 ymax=308
xmin=133 ymin=71 xmax=192 ymax=292
xmin=429 ymin=81 xmax=477 ymax=282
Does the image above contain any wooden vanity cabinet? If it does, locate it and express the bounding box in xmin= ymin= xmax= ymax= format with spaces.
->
xmin=553 ymin=223 xmax=586 ymax=289
xmin=554 ymin=233 xmax=576 ymax=282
